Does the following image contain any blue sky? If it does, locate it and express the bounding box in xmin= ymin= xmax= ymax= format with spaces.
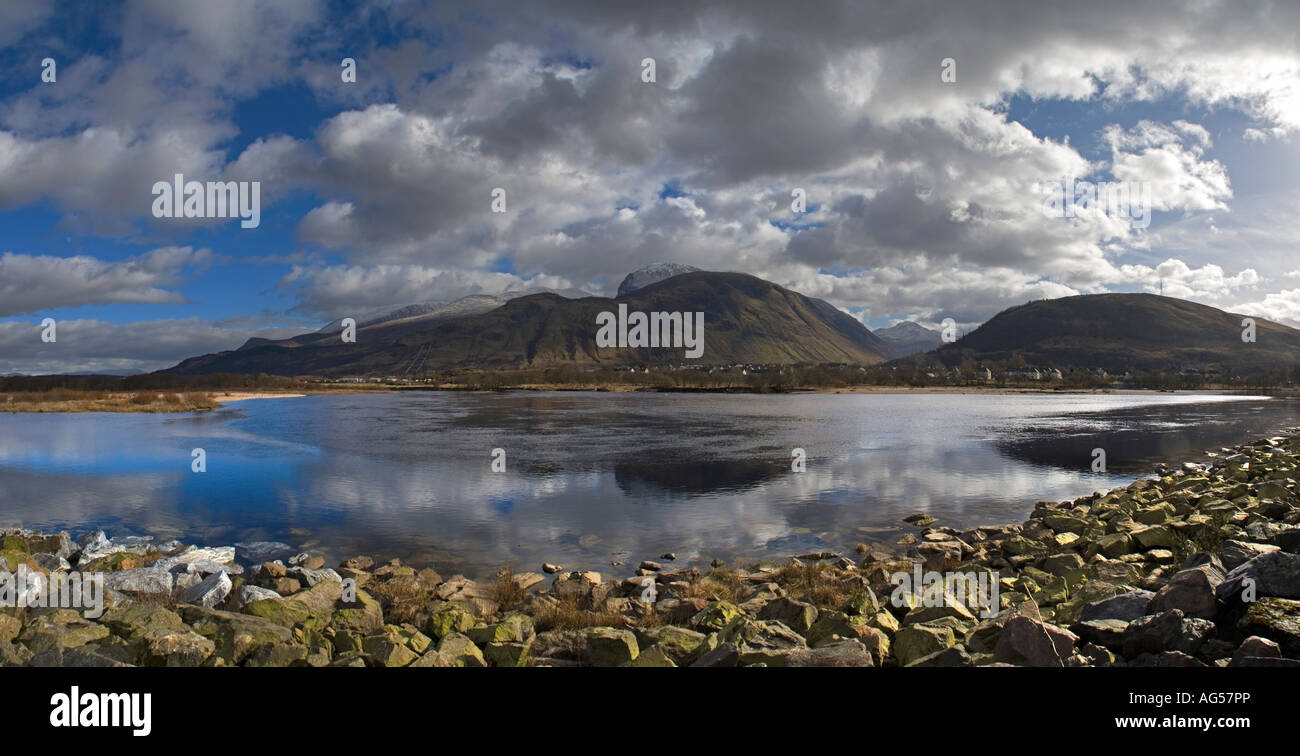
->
xmin=1 ymin=1 xmax=1299 ymax=373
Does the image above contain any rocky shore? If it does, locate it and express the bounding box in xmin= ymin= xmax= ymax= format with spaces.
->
xmin=3 ymin=432 xmax=1299 ymax=667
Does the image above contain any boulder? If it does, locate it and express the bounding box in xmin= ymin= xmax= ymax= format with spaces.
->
xmin=103 ymin=566 xmax=173 ymax=595
xmin=1217 ymin=551 xmax=1300 ymax=602
xmin=436 ymin=632 xmax=487 ymax=667
xmin=1122 ymin=609 xmax=1215 ymax=657
xmin=583 ymin=627 xmax=639 ymax=666
xmin=893 ymin=623 xmax=955 ymax=666
xmin=1149 ymin=564 xmax=1223 ymax=619
xmin=180 ymin=571 xmax=232 ymax=608
xmin=787 ymin=639 xmax=875 ymax=667
xmin=758 ymin=597 xmax=818 ymax=633
xmin=1237 ymin=597 xmax=1300 ymax=656
xmin=993 ymin=615 xmax=1077 ymax=667
xmin=1080 ymin=590 xmax=1154 ymax=623
xmin=1230 ymin=635 xmax=1282 ymax=666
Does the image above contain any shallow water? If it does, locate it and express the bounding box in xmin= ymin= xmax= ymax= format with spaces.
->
xmin=0 ymin=391 xmax=1295 ymax=579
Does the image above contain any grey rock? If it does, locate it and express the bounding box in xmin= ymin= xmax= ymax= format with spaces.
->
xmin=183 ymin=559 xmax=244 ymax=576
xmin=690 ymin=642 xmax=741 ymax=667
xmin=32 ymin=553 xmax=70 ymax=572
xmin=994 ymin=615 xmax=1077 ymax=667
xmin=1070 ymin=619 xmax=1129 ymax=649
xmin=1122 ymin=609 xmax=1215 ymax=657
xmin=289 ymin=566 xmax=342 ymax=587
xmin=77 ymin=530 xmax=110 ymax=553
xmin=181 ymin=571 xmax=232 ymax=608
xmin=787 ymin=639 xmax=875 ymax=667
xmin=907 ymin=645 xmax=971 ymax=667
xmin=28 ymin=646 xmax=134 ymax=668
xmin=237 ymin=585 xmax=282 ymax=606
xmin=1221 ymin=540 xmax=1279 ymax=570
xmin=1230 ymin=635 xmax=1281 ymax=666
xmin=1149 ymin=563 xmax=1223 ymax=619
xmin=104 ymin=566 xmax=174 ymax=595
xmin=1274 ymin=529 xmax=1300 ymax=554
xmin=1080 ymin=590 xmax=1154 ymax=622
xmin=1217 ymin=551 xmax=1300 ymax=602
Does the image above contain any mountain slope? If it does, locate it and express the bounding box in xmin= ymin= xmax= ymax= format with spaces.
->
xmin=165 ymin=272 xmax=892 ymax=376
xmin=933 ymin=293 xmax=1300 ymax=372
xmin=873 ymin=321 xmax=943 ymax=358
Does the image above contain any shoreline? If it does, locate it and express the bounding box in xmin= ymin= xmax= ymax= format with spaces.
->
xmin=0 ymin=384 xmax=1287 ymax=413
xmin=211 ymin=392 xmax=307 ymax=404
xmin=2 ymin=430 xmax=1297 ymax=667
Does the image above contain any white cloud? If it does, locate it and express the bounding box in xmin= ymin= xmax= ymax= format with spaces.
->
xmin=0 ymin=247 xmax=210 ymax=316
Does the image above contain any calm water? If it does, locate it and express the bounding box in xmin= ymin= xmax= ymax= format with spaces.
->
xmin=0 ymin=392 xmax=1296 ymax=579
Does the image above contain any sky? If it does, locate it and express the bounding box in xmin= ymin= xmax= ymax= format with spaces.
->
xmin=1 ymin=0 xmax=1299 ymax=374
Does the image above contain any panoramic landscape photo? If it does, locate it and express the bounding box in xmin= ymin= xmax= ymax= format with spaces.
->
xmin=2 ymin=0 xmax=1300 ymax=675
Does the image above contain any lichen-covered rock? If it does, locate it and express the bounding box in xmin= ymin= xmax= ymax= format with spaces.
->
xmin=18 ymin=611 xmax=110 ymax=654
xmin=484 ymin=639 xmax=533 ymax=667
xmin=758 ymin=597 xmax=818 ymax=633
xmin=690 ymin=601 xmax=741 ymax=632
xmin=893 ymin=623 xmax=955 ymax=666
xmin=424 ymin=601 xmax=476 ymax=640
xmin=436 ymin=632 xmax=487 ymax=667
xmin=330 ymin=589 xmax=384 ymax=635
xmin=468 ymin=613 xmax=534 ymax=645
xmin=583 ymin=626 xmax=639 ymax=666
xmin=180 ymin=606 xmax=294 ymax=665
xmin=1237 ymin=597 xmax=1300 ymax=656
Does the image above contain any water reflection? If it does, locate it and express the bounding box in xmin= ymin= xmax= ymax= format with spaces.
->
xmin=0 ymin=392 xmax=1294 ymax=579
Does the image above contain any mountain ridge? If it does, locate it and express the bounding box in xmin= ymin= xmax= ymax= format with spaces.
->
xmin=165 ymin=271 xmax=893 ymax=376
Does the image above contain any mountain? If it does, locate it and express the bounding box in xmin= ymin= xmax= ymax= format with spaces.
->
xmin=617 ymin=263 xmax=701 ymax=297
xmin=237 ymin=289 xmax=590 ymax=351
xmin=873 ymin=321 xmax=943 ymax=358
xmin=932 ymin=293 xmax=1300 ymax=373
xmin=164 ymin=271 xmax=892 ymax=376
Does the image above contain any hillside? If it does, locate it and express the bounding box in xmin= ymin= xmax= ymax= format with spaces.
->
xmin=164 ymin=272 xmax=892 ymax=376
xmin=932 ymin=293 xmax=1300 ymax=373
xmin=874 ymin=321 xmax=943 ymax=358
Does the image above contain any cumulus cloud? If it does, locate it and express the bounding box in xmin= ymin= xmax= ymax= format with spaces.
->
xmin=1230 ymin=289 xmax=1300 ymax=328
xmin=280 ymin=264 xmax=579 ymax=318
xmin=1116 ymin=258 xmax=1260 ymax=299
xmin=0 ymin=247 xmax=210 ymax=316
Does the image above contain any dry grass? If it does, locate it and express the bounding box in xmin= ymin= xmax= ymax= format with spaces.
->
xmin=489 ymin=564 xmax=529 ymax=608
xmin=366 ymin=576 xmax=433 ymax=624
xmin=688 ymin=568 xmax=747 ymax=603
xmin=532 ymin=595 xmax=627 ymax=632
xmin=0 ymin=390 xmax=218 ymax=413
xmin=771 ymin=560 xmax=856 ymax=608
